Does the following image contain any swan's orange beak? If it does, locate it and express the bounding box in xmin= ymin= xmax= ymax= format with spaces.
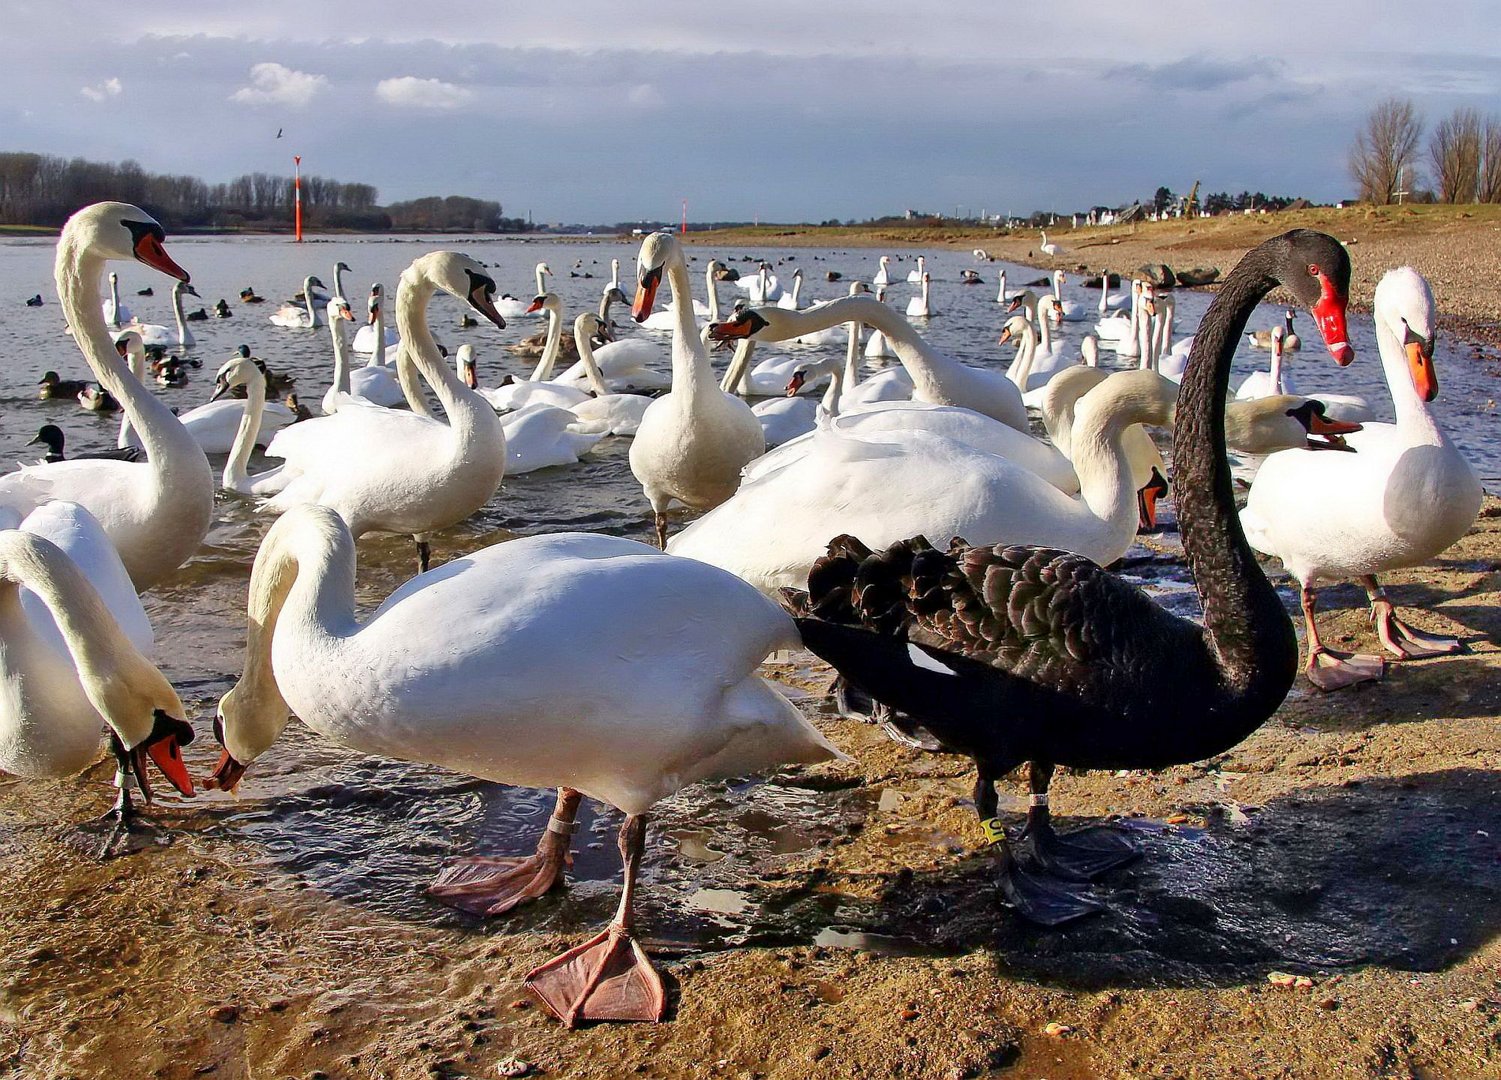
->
xmin=134 ymin=231 xmax=190 ymax=284
xmin=139 ymin=710 xmax=196 ymax=797
xmin=1298 ymin=403 xmax=1362 ymax=451
xmin=203 ymin=748 xmax=246 ymax=794
xmin=1311 ymin=273 xmax=1353 ymax=366
xmin=340 ymin=305 xmax=354 ymax=322
xmin=467 ymin=280 xmax=506 ymax=330
xmin=525 ymin=295 xmax=545 ymax=314
xmin=998 ymin=327 xmax=1013 ymax=345
xmin=1405 ymin=339 xmax=1438 ymax=402
xmin=786 ymin=371 xmax=806 ymax=396
xmin=632 ymin=266 xmax=662 ymax=322
xmin=1137 ymin=468 xmax=1169 ymax=531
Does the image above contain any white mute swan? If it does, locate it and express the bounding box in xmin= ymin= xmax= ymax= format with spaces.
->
xmin=864 ymin=284 xmax=898 ymax=359
xmin=0 ymin=202 xmax=212 ymax=592
xmin=711 ymin=296 xmax=1028 ymax=432
xmin=906 ymin=272 xmax=934 ymax=318
xmin=873 ymin=255 xmax=894 ymax=286
xmin=213 ymin=354 xmax=302 ymax=496
xmin=628 ymin=232 xmax=765 ymax=547
xmin=102 ymin=271 xmax=131 ymax=328
xmin=168 ymin=360 xmax=297 ymax=455
xmin=667 ymin=369 xmax=1178 ymax=593
xmin=1040 ymin=231 xmax=1061 ymax=257
xmin=209 ymin=503 xmax=837 ymax=1026
xmin=349 ymin=286 xmax=408 ymax=408
xmin=498 ymin=402 xmax=606 ymax=474
xmin=255 ymin=251 xmax=511 ymax=571
xmin=269 ymin=275 xmax=325 ymax=328
xmin=478 ymin=293 xmax=593 ymax=412
xmin=564 ymin=314 xmax=653 ymax=437
xmin=1241 ymin=267 xmax=1482 ymax=691
xmin=905 ymin=254 xmax=926 ymax=284
xmin=1240 ymin=323 xmax=1372 ymax=423
xmin=353 ymin=282 xmax=401 ymax=353
xmin=128 ymin=279 xmax=197 ymax=349
xmin=1049 ymin=270 xmax=1085 ymax=322
xmin=0 ymin=513 xmax=194 ymax=832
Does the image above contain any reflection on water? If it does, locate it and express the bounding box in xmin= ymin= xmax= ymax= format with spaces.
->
xmin=1 ymin=233 xmax=1496 ymax=955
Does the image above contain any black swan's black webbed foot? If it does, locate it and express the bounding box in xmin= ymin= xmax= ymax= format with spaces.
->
xmin=990 ymin=834 xmax=1102 ymax=927
xmin=1015 ymin=813 xmax=1140 ymax=881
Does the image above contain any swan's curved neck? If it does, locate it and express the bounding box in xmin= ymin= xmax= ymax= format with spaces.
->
xmin=575 ymin=323 xmax=612 ymax=397
xmin=841 ymin=320 xmax=863 ymax=396
xmin=1376 ymin=314 xmax=1442 ymax=441
xmin=1137 ymin=301 xmax=1155 ymax=371
xmin=1069 ymin=395 xmax=1156 ymax=542
xmin=303 ymin=278 xmax=317 ymax=327
xmin=530 ymin=303 xmax=563 ymax=381
xmin=1098 ymin=274 xmax=1109 ymax=315
xmin=396 ymin=345 xmax=434 ymax=419
xmin=117 ymin=345 xmax=146 ymax=448
xmin=394 ymin=269 xmax=500 ymax=449
xmin=368 ymin=297 xmax=387 ymax=368
xmin=996 ymin=269 xmax=1007 ymax=304
xmin=56 ymin=241 xmax=201 ymax=473
xmin=665 ymin=255 xmax=716 ymax=399
xmin=0 ymin=532 xmax=168 ymax=747
xmin=329 ymin=313 xmax=352 ymax=395
xmin=705 ymin=264 xmax=721 ymax=323
xmin=1036 ymin=302 xmax=1052 ymax=354
xmin=757 ymin=296 xmax=949 ymax=398
xmin=720 ymin=337 xmax=756 ymax=396
xmin=333 ymin=264 xmax=347 ymax=300
xmin=171 ymin=283 xmax=188 ymax=340
xmin=1269 ymin=340 xmax=1284 ymax=391
xmin=225 ymin=370 xmax=267 ymax=492
xmin=1173 ymin=247 xmax=1297 ymax=704
xmin=1006 ymin=323 xmax=1038 ymax=387
xmin=107 ymin=276 xmax=121 ymax=326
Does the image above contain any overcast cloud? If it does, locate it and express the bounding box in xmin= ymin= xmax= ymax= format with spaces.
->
xmin=5 ymin=1 xmax=1499 ymax=222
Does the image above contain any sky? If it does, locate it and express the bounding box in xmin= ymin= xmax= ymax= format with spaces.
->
xmin=6 ymin=1 xmax=1500 ymax=223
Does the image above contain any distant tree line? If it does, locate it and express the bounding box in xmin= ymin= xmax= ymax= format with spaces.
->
xmin=1348 ymin=99 xmax=1501 ymax=204
xmin=0 ymin=151 xmax=528 ymax=232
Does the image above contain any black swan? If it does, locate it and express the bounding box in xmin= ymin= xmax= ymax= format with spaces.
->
xmin=783 ymin=230 xmax=1355 ymax=926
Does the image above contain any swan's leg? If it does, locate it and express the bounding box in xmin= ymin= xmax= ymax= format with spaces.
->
xmin=525 ymin=813 xmax=666 ymax=1026
xmin=1301 ymin=586 xmax=1384 ymax=692
xmin=415 ymin=535 xmax=432 ymax=574
xmin=652 ymin=511 xmax=669 ymax=549
xmin=428 ymin=788 xmax=581 ymax=916
xmin=95 ymin=733 xmax=152 ymax=859
xmin=1362 ymin=575 xmax=1463 ymax=658
xmin=1013 ymin=763 xmax=1138 ymax=880
xmin=974 ymin=764 xmax=1100 ymax=927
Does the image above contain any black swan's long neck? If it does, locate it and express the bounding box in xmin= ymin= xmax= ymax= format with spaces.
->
xmin=1174 ymin=247 xmax=1297 ymax=707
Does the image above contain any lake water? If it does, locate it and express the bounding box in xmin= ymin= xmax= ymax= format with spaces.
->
xmin=1 ymin=231 xmax=1496 ymax=945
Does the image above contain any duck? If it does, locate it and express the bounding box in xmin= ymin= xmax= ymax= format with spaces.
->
xmin=711 ymin=296 xmax=1028 ymax=432
xmin=668 ymin=368 xmax=1179 ymax=593
xmin=126 ymin=279 xmax=198 ymax=349
xmin=1247 ymin=309 xmax=1302 ymax=350
xmin=239 ymin=287 xmax=265 ymax=304
xmin=249 ymin=252 xmax=511 ymax=572
xmin=0 ymin=505 xmax=194 ymax=839
xmin=782 ymin=228 xmax=1357 ymax=925
xmin=25 ymin=294 xmax=43 ymax=307
xmin=213 ymin=298 xmax=233 ymax=319
xmin=26 ymin=425 xmax=144 ymax=465
xmin=77 ymin=383 xmax=119 ymax=412
xmin=38 ymin=370 xmax=91 ymax=400
xmin=563 ymin=314 xmax=654 ymax=437
xmin=207 ymin=502 xmax=837 ymax=1026
xmin=269 ymin=276 xmax=325 ymax=328
xmin=1240 ymin=267 xmax=1482 ymax=691
xmin=0 ymin=204 xmax=215 ymax=592
xmin=628 ymin=232 xmax=766 ymax=547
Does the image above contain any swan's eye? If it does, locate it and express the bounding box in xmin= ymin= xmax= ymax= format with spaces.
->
xmin=1308 ymin=264 xmax=1321 ymax=278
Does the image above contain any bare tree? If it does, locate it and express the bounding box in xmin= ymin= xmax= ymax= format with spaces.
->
xmin=1430 ymin=108 xmax=1482 ymax=203
xmin=1480 ymin=116 xmax=1501 ymax=203
xmin=1349 ymin=98 xmax=1423 ymax=204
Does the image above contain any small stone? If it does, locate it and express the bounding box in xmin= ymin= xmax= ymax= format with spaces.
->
xmin=1267 ymin=971 xmax=1297 ymax=988
xmin=900 ymin=1008 xmax=919 ymax=1021
xmin=809 ymin=1046 xmax=831 ymax=1062
xmin=508 ymin=998 xmax=531 ymax=1010
xmin=1043 ymin=1022 xmax=1072 ymax=1037
xmin=207 ymin=1004 xmax=239 ymax=1024
xmin=1317 ymin=997 xmax=1339 ymax=1011
xmin=1457 ymin=998 xmax=1481 ymax=1012
xmin=495 ymin=1058 xmax=533 ymax=1078
xmin=1293 ymin=976 xmax=1314 ymax=991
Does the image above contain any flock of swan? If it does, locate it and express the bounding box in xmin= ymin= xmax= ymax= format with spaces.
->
xmin=0 ymin=202 xmax=1484 ymax=1026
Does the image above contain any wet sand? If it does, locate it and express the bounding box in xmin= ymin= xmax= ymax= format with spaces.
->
xmin=2 ymin=493 xmax=1498 ymax=1078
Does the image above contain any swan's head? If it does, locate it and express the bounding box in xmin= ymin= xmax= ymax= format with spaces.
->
xmin=576 ymin=310 xmax=610 ymax=345
xmin=306 ymin=276 xmax=325 ymax=291
xmin=326 ymin=297 xmax=354 ymax=322
xmin=1374 ymin=267 xmax=1437 ymax=401
xmin=525 ymin=291 xmax=561 ymax=316
xmin=113 ymin=329 xmax=145 ymax=358
xmin=632 ymin=231 xmax=681 ymax=322
xmin=64 ymin=202 xmax=190 ymax=283
xmin=1271 ymin=324 xmax=1285 ymax=354
xmin=998 ymin=314 xmax=1032 ymax=346
xmin=456 ymin=343 xmax=478 ymax=389
xmin=1005 ymin=289 xmax=1035 ymax=315
xmin=366 ymin=282 xmax=385 ymax=322
xmin=336 ymin=261 xmax=351 ymax=273
xmin=412 ymin=251 xmax=507 ymax=330
xmin=1287 ymin=399 xmax=1363 ymax=451
xmin=175 ymin=280 xmax=199 ymax=298
xmin=209 ymin=353 xmax=264 ymax=401
xmin=707 ymin=307 xmax=773 ymax=342
xmin=537 ymin=262 xmax=552 ymax=277
xmin=848 ymin=281 xmax=869 ymax=296
xmin=1139 ymin=284 xmax=1157 ymax=318
xmin=1272 ymin=229 xmax=1353 ymax=365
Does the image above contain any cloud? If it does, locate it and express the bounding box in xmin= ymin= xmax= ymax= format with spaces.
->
xmin=80 ymin=77 xmax=122 ymax=102
xmin=375 ymin=75 xmax=474 ymax=109
xmin=229 ymin=62 xmax=326 ymax=108
xmin=625 ymin=83 xmax=665 ymax=109
xmin=1107 ymin=57 xmax=1276 ymax=93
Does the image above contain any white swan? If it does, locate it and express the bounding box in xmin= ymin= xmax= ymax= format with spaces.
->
xmin=627 ymin=232 xmax=765 ymax=547
xmin=1150 ymin=291 xmax=1192 ymax=382
xmin=1096 ymin=278 xmax=1139 ymax=344
xmin=127 ymin=279 xmax=197 ymax=349
xmin=497 ymin=402 xmax=606 ymax=474
xmin=168 ymin=364 xmax=296 ymax=455
xmin=352 ymin=282 xmax=401 ymax=354
xmin=1040 ymin=231 xmax=1061 ymax=257
xmin=254 ymin=251 xmax=510 ymax=571
xmin=349 ymin=286 xmax=409 ymax=409
xmin=872 ymin=255 xmax=894 ymax=287
xmin=213 ymin=353 xmax=303 ymax=496
xmin=564 ymin=314 xmax=654 ymax=437
xmin=0 ymin=203 xmax=212 ymax=592
xmin=1048 ymin=270 xmax=1086 ymax=322
xmin=1239 ymin=323 xmax=1373 ymax=423
xmin=0 ymin=511 xmax=194 ymax=824
xmin=1000 ymin=312 xmax=1075 ymax=398
xmin=905 ymin=254 xmax=926 ymax=284
xmin=905 ymin=272 xmax=934 ymax=318
xmin=776 ymin=268 xmax=804 ymax=310
xmin=269 ymin=275 xmax=325 ymax=328
xmin=863 ymin=284 xmax=898 ymax=359
xmin=101 ymin=271 xmax=131 ymax=328
xmin=1241 ymin=268 xmax=1482 ymax=691
xmin=209 ymin=503 xmax=837 ymax=1026
xmin=667 ymin=369 xmax=1177 ymax=593
xmin=711 ymin=296 xmax=1028 ymax=432
xmin=477 ymin=293 xmax=594 ymax=412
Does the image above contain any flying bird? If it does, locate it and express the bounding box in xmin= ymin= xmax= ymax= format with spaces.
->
xmin=275 ymin=128 xmax=283 ymax=139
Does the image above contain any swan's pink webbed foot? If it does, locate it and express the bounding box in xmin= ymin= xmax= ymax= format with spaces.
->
xmin=1370 ymin=599 xmax=1462 ymax=659
xmin=524 ymin=924 xmax=666 ymax=1027
xmin=428 ymin=788 xmax=580 ymax=917
xmin=1306 ymin=647 xmax=1385 ymax=692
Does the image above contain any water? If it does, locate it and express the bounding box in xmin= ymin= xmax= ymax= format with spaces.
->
xmin=3 ymin=232 xmax=1497 ymax=958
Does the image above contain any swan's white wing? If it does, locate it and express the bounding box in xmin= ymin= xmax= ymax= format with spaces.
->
xmin=18 ymin=501 xmax=152 ymax=653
